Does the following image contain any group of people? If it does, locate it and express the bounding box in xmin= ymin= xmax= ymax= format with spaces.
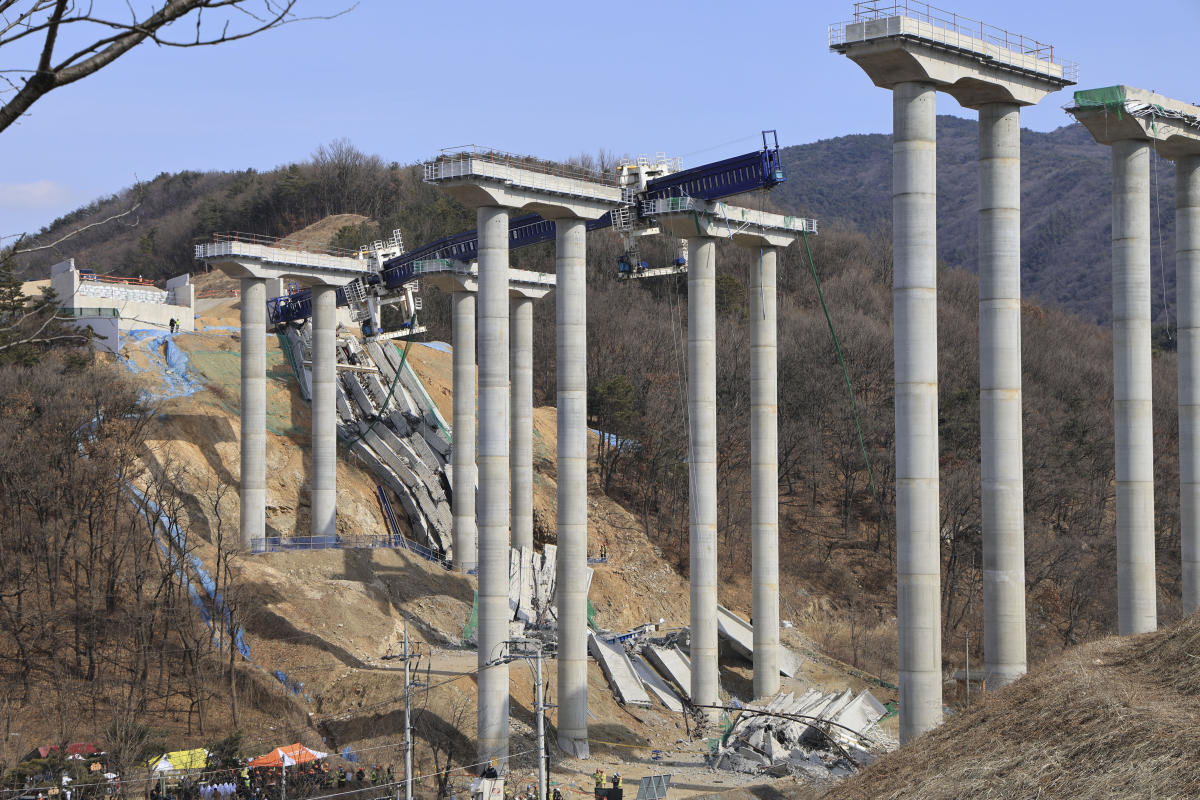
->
xmin=152 ymin=762 xmax=396 ymax=800
xmin=168 ymin=318 xmax=179 ymax=334
xmin=591 ymin=769 xmax=622 ymax=800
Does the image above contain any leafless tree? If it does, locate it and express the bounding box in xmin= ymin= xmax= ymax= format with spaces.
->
xmin=0 ymin=1 xmax=354 ymax=135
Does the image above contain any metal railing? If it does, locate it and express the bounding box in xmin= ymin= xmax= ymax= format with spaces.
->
xmin=642 ymin=197 xmax=820 ymax=235
xmin=79 ymin=272 xmax=158 ymax=287
xmin=427 ymin=145 xmax=616 ymax=186
xmin=829 ymin=0 xmax=1077 ymax=82
xmin=194 ymin=240 xmax=371 ymax=272
xmin=203 ymin=231 xmax=365 ymax=259
xmin=59 ymin=306 xmax=120 ymax=318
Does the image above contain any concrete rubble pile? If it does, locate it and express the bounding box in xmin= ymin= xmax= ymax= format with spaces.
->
xmin=281 ymin=324 xmax=454 ymax=554
xmin=585 ymin=606 xmax=808 ymax=714
xmin=710 ymin=689 xmax=889 ymax=779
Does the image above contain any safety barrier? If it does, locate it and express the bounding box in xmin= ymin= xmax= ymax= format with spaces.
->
xmin=829 ymin=0 xmax=1077 ymax=82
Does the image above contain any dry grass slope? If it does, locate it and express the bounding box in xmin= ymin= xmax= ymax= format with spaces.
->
xmin=803 ymin=614 xmax=1200 ymax=800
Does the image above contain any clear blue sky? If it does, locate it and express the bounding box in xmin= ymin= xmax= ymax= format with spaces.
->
xmin=1 ymin=0 xmax=1197 ymax=238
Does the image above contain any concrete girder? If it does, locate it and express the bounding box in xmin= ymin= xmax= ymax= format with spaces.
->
xmin=425 ymin=157 xmax=620 ymax=221
xmin=833 ymin=24 xmax=1071 ymax=108
xmin=419 ymin=262 xmax=554 ymax=300
xmin=1069 ymin=88 xmax=1200 ymax=159
xmin=653 ymin=199 xmax=811 ymax=246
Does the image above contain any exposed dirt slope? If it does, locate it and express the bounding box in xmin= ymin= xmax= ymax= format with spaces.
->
xmin=111 ymin=269 xmax=887 ymax=797
xmin=790 ymin=614 xmax=1200 ymax=800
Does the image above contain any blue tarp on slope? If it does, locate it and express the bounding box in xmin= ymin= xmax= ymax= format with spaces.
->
xmin=119 ymin=330 xmax=204 ymax=401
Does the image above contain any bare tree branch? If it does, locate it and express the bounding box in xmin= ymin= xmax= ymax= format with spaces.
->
xmin=13 ymin=200 xmax=141 ymax=254
xmin=0 ymin=1 xmax=356 ymax=135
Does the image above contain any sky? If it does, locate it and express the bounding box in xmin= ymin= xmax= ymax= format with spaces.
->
xmin=1 ymin=0 xmax=1198 ymax=238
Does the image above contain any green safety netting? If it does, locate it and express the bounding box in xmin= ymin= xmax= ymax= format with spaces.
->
xmin=462 ymin=590 xmax=478 ymax=642
xmin=461 ymin=591 xmax=596 ymax=642
xmin=1074 ymin=85 xmax=1127 ymax=112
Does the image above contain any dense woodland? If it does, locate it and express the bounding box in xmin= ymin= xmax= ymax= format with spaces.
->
xmin=2 ymin=123 xmax=1188 ymax=735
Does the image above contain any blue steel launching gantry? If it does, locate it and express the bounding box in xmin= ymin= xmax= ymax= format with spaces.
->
xmin=265 ymin=131 xmax=799 ymax=337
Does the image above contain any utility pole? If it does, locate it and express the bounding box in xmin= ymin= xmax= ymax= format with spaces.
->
xmin=535 ymin=646 xmax=546 ymax=800
xmin=404 ymin=620 xmax=414 ymax=800
xmin=507 ymin=638 xmax=551 ymax=800
xmin=965 ymin=631 xmax=970 ymax=706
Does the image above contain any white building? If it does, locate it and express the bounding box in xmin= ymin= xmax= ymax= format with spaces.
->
xmin=49 ymin=259 xmax=195 ymax=353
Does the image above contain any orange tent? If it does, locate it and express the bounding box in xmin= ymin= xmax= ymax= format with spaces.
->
xmin=249 ymin=744 xmax=328 ymax=768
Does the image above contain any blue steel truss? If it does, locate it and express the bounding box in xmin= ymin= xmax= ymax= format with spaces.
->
xmin=267 ymin=132 xmax=785 ymax=325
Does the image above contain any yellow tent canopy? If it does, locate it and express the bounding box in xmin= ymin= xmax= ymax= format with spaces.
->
xmin=149 ymin=749 xmax=208 ymax=772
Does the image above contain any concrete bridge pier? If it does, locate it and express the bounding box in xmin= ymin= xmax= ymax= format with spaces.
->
xmin=750 ymin=246 xmax=780 ymax=700
xmin=655 ymin=202 xmax=811 ymax=709
xmin=832 ymin=7 xmax=1071 ymax=740
xmin=1062 ymin=86 xmax=1200 ymax=633
xmin=475 ymin=204 xmax=513 ymax=766
xmin=555 ymin=217 xmax=590 ymax=757
xmin=891 ymin=79 xmax=943 ymax=739
xmin=1179 ymin=154 xmax=1200 ymax=615
xmin=510 ymin=295 xmax=534 ymax=551
xmin=1112 ymin=139 xmax=1157 ymax=634
xmin=451 ymin=290 xmax=478 ymax=571
xmin=976 ymin=101 xmax=1027 ymax=687
xmin=686 ymin=234 xmax=720 ymax=712
xmin=311 ymin=285 xmax=338 ymax=539
xmin=422 ymin=152 xmax=621 ymax=764
xmin=240 ymin=278 xmax=267 ymax=551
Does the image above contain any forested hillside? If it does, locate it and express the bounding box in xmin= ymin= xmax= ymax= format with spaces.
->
xmin=775 ymin=117 xmax=1180 ymax=328
xmin=9 ymin=137 xmax=1187 ymax=682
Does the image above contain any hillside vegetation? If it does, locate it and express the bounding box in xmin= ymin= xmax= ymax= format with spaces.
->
xmin=3 ymin=133 xmax=1190 ymax=762
xmin=798 ymin=612 xmax=1200 ymax=800
xmin=775 ymin=116 xmax=1179 ymax=328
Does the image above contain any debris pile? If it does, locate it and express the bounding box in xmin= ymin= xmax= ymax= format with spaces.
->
xmin=280 ymin=324 xmax=454 ymax=554
xmin=711 ymin=688 xmax=891 ymax=780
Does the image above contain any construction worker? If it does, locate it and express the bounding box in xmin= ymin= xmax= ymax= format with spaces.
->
xmin=593 ymin=768 xmax=606 ymax=799
xmin=610 ymin=774 xmax=621 ymax=789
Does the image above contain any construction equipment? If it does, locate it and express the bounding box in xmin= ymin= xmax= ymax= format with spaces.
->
xmin=266 ymin=229 xmax=425 ymax=340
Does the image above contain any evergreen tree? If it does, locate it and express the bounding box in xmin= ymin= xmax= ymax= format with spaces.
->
xmin=0 ymin=248 xmax=90 ymax=364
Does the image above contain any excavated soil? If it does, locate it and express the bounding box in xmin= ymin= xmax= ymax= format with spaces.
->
xmin=101 ymin=268 xmax=890 ymax=798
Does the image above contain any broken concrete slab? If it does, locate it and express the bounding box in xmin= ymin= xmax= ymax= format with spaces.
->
xmin=589 ymin=632 xmax=652 ymax=708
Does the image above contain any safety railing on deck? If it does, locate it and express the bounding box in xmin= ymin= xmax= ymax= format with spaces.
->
xmin=829 ymin=0 xmax=1077 ymax=82
xmin=426 ymin=145 xmax=616 ymax=186
xmin=79 ymin=272 xmax=158 ymax=286
xmin=204 ymin=231 xmax=364 ymax=258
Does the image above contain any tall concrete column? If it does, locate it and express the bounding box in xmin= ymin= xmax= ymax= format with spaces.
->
xmin=1112 ymin=140 xmax=1157 ymax=635
xmin=1180 ymin=154 xmax=1200 ymax=616
xmin=310 ymin=285 xmax=337 ymax=539
xmin=555 ymin=218 xmax=590 ymax=755
xmin=978 ymin=103 xmax=1026 ymax=687
xmin=476 ymin=205 xmax=511 ymax=765
xmin=510 ymin=295 xmax=534 ymax=552
xmin=452 ymin=291 xmax=478 ymax=570
xmin=240 ymin=278 xmax=267 ymax=551
xmin=687 ymin=236 xmax=720 ymax=710
xmin=893 ymin=81 xmax=942 ymax=743
xmin=751 ymin=247 xmax=780 ymax=699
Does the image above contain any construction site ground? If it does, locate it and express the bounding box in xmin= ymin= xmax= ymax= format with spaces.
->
xmin=87 ymin=267 xmax=903 ymax=799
